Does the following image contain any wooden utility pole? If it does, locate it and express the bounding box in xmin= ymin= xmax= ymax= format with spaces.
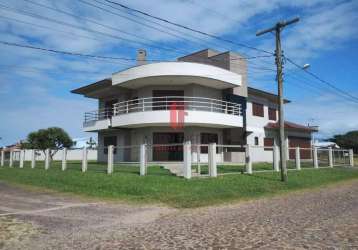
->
xmin=256 ymin=17 xmax=299 ymax=182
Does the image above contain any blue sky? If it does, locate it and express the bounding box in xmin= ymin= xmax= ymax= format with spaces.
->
xmin=0 ymin=0 xmax=358 ymax=146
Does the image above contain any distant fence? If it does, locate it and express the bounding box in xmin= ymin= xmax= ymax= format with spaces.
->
xmin=0 ymin=144 xmax=355 ymax=179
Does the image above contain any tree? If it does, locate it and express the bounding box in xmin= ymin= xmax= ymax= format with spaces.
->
xmin=22 ymin=127 xmax=73 ymax=159
xmin=86 ymin=137 xmax=97 ymax=149
xmin=328 ymin=130 xmax=358 ymax=153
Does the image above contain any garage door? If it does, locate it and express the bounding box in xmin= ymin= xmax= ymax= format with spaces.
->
xmin=288 ymin=137 xmax=311 ymax=159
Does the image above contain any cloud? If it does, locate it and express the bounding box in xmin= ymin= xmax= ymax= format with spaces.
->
xmin=0 ymin=0 xmax=357 ymax=146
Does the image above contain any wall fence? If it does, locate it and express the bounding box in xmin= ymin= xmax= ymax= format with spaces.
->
xmin=0 ymin=144 xmax=355 ymax=179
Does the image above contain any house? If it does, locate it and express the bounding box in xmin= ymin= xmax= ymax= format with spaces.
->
xmin=72 ymin=49 xmax=318 ymax=162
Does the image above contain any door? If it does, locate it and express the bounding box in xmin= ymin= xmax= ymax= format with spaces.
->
xmin=152 ymin=132 xmax=184 ymax=161
xmin=289 ymin=137 xmax=311 ymax=159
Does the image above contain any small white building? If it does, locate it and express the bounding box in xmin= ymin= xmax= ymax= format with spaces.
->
xmin=72 ymin=49 xmax=318 ymax=162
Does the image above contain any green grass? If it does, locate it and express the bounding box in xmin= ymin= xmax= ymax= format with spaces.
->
xmin=1 ymin=161 xmax=358 ymax=208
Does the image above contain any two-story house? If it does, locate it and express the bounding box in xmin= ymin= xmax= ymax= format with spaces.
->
xmin=72 ymin=49 xmax=317 ymax=162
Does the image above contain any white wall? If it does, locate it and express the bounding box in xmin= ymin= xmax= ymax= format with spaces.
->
xmin=11 ymin=149 xmax=98 ymax=161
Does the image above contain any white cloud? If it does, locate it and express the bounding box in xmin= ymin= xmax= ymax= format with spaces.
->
xmin=0 ymin=0 xmax=357 ymax=146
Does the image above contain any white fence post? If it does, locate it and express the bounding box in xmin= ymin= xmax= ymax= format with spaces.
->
xmin=197 ymin=144 xmax=201 ymax=175
xmin=1 ymin=150 xmax=4 ymax=167
xmin=208 ymin=143 xmax=217 ymax=177
xmin=82 ymin=147 xmax=88 ymax=172
xmin=107 ymin=145 xmax=114 ymax=175
xmin=140 ymin=144 xmax=146 ymax=176
xmin=313 ymin=147 xmax=318 ymax=169
xmin=295 ymin=147 xmax=301 ymax=170
xmin=19 ymin=150 xmax=24 ymax=168
xmin=9 ymin=150 xmax=13 ymax=167
xmin=45 ymin=149 xmax=50 ymax=170
xmin=349 ymin=149 xmax=354 ymax=167
xmin=62 ymin=148 xmax=67 ymax=171
xmin=245 ymin=144 xmax=252 ymax=174
xmin=328 ymin=147 xmax=333 ymax=168
xmin=183 ymin=141 xmax=192 ymax=179
xmin=273 ymin=146 xmax=279 ymax=172
xmin=31 ymin=149 xmax=36 ymax=168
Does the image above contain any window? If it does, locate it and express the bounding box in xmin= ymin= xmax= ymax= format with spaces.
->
xmin=268 ymin=107 xmax=277 ymax=121
xmin=264 ymin=138 xmax=274 ymax=151
xmin=103 ymin=136 xmax=117 ymax=154
xmin=201 ymin=133 xmax=218 ymax=153
xmin=252 ymin=102 xmax=264 ymax=117
xmin=254 ymin=137 xmax=259 ymax=146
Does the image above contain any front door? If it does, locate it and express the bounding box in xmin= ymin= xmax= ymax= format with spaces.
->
xmin=152 ymin=132 xmax=184 ymax=161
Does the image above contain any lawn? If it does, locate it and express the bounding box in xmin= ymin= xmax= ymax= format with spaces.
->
xmin=0 ymin=161 xmax=357 ymax=208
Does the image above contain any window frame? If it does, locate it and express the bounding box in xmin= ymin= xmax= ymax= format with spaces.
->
xmin=268 ymin=107 xmax=277 ymax=121
xmin=252 ymin=102 xmax=264 ymax=117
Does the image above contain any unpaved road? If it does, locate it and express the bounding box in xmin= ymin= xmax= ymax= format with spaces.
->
xmin=1 ymin=180 xmax=358 ymax=249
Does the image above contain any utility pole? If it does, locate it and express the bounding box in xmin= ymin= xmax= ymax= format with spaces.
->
xmin=256 ymin=17 xmax=299 ymax=182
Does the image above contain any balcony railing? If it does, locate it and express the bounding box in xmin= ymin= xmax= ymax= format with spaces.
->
xmin=84 ymin=96 xmax=242 ymax=123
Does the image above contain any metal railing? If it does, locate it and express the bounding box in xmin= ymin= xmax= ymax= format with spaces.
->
xmin=84 ymin=96 xmax=242 ymax=123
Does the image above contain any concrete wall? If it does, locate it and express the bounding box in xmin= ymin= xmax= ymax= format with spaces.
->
xmin=10 ymin=149 xmax=97 ymax=161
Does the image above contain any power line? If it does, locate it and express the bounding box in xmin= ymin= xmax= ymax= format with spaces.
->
xmin=91 ymin=0 xmax=276 ymax=70
xmin=0 ymin=3 xmax=180 ymax=56
xmin=102 ymin=0 xmax=274 ymax=55
xmin=21 ymin=0 xmax=188 ymax=55
xmin=285 ymin=57 xmax=358 ymax=103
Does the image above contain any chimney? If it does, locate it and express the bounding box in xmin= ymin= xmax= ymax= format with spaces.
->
xmin=136 ymin=49 xmax=147 ymax=66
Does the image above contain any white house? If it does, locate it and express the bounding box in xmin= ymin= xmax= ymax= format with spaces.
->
xmin=72 ymin=49 xmax=318 ymax=163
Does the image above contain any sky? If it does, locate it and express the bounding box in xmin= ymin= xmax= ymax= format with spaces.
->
xmin=0 ymin=0 xmax=358 ymax=146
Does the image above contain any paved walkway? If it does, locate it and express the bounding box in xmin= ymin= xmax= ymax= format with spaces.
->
xmin=1 ymin=180 xmax=358 ymax=249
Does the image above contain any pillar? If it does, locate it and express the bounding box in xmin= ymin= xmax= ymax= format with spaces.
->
xmin=295 ymin=147 xmax=301 ymax=170
xmin=9 ymin=150 xmax=13 ymax=167
xmin=313 ymin=147 xmax=318 ymax=168
xmin=273 ymin=146 xmax=279 ymax=172
xmin=183 ymin=141 xmax=192 ymax=179
xmin=82 ymin=147 xmax=88 ymax=172
xmin=1 ymin=150 xmax=4 ymax=167
xmin=107 ymin=145 xmax=114 ymax=175
xmin=349 ymin=149 xmax=354 ymax=167
xmin=245 ymin=144 xmax=252 ymax=174
xmin=208 ymin=143 xmax=217 ymax=177
xmin=31 ymin=149 xmax=36 ymax=168
xmin=45 ymin=148 xmax=50 ymax=170
xmin=328 ymin=147 xmax=333 ymax=168
xmin=19 ymin=150 xmax=24 ymax=168
xmin=140 ymin=144 xmax=146 ymax=176
xmin=62 ymin=148 xmax=67 ymax=171
xmin=197 ymin=144 xmax=201 ymax=175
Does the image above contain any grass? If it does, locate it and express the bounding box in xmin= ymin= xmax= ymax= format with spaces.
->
xmin=0 ymin=161 xmax=357 ymax=208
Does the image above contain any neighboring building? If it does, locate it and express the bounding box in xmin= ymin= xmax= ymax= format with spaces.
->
xmin=72 ymin=137 xmax=97 ymax=149
xmin=72 ymin=49 xmax=318 ymax=162
xmin=314 ymin=141 xmax=340 ymax=149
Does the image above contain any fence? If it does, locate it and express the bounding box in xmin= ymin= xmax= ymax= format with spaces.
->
xmin=0 ymin=144 xmax=355 ymax=179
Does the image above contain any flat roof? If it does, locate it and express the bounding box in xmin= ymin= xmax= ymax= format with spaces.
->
xmin=248 ymin=87 xmax=291 ymax=103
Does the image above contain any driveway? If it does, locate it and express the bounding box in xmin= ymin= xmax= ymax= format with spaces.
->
xmin=1 ymin=180 xmax=358 ymax=249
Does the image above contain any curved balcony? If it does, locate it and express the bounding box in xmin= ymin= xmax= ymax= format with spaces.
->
xmin=83 ymin=96 xmax=243 ymax=131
